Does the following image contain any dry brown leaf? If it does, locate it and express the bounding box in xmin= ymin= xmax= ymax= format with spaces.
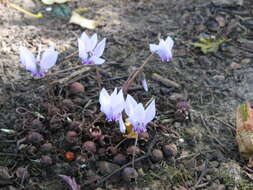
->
xmin=123 ymin=120 xmax=137 ymax=139
xmin=69 ymin=11 xmax=97 ymax=29
xmin=41 ymin=0 xmax=70 ymax=5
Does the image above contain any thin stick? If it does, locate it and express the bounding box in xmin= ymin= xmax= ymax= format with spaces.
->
xmin=123 ymin=53 xmax=153 ymax=94
xmin=132 ymin=135 xmax=138 ymax=168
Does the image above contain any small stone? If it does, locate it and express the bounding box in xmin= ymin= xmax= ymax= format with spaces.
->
xmin=82 ymin=141 xmax=96 ymax=153
xmin=206 ymin=19 xmax=220 ymax=32
xmin=215 ymin=15 xmax=226 ymax=27
xmin=151 ymin=149 xmax=164 ymax=162
xmin=121 ymin=167 xmax=138 ymax=182
xmin=41 ymin=155 xmax=53 ymax=165
xmin=162 ymin=144 xmax=177 ymax=157
xmin=230 ymin=62 xmax=241 ymax=69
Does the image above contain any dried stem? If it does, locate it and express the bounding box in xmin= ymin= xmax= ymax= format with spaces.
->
xmin=123 ymin=53 xmax=154 ymax=94
xmin=132 ymin=135 xmax=138 ymax=168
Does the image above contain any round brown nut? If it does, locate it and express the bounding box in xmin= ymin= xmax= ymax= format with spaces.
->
xmin=69 ymin=82 xmax=85 ymax=95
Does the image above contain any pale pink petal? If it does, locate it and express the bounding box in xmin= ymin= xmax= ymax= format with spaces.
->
xmin=165 ymin=36 xmax=174 ymax=50
xmin=89 ymin=56 xmax=105 ymax=65
xmin=93 ymin=38 xmax=106 ymax=58
xmin=125 ymin=95 xmax=138 ymax=117
xmin=149 ymin=44 xmax=159 ymax=52
xmin=40 ymin=46 xmax=58 ymax=72
xmin=19 ymin=46 xmax=36 ymax=73
xmin=119 ymin=115 xmax=126 ymax=133
xmin=90 ymin=33 xmax=98 ymax=50
xmin=142 ymin=79 xmax=148 ymax=92
xmin=78 ymin=38 xmax=88 ymax=60
xmin=144 ymin=100 xmax=156 ymax=124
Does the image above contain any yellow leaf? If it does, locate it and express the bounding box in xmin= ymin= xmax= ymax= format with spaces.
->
xmin=69 ymin=11 xmax=97 ymax=30
xmin=192 ymin=37 xmax=230 ymax=54
xmin=123 ymin=120 xmax=138 ymax=139
xmin=41 ymin=0 xmax=70 ymax=5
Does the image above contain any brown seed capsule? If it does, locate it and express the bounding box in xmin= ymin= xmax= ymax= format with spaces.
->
xmin=162 ymin=144 xmax=177 ymax=157
xmin=69 ymin=121 xmax=82 ymax=131
xmin=89 ymin=126 xmax=102 ymax=138
xmin=138 ymin=132 xmax=149 ymax=142
xmin=106 ymin=146 xmax=118 ymax=156
xmin=127 ymin=146 xmax=140 ymax=156
xmin=98 ymin=135 xmax=111 ymax=147
xmin=151 ymin=149 xmax=164 ymax=162
xmin=69 ymin=82 xmax=85 ymax=95
xmin=121 ymin=167 xmax=138 ymax=182
xmin=26 ymin=132 xmax=44 ymax=144
xmin=40 ymin=155 xmax=53 ymax=165
xmin=113 ymin=153 xmax=127 ymax=165
xmin=40 ymin=143 xmax=53 ymax=152
xmin=82 ymin=141 xmax=96 ymax=153
xmin=16 ymin=167 xmax=30 ymax=180
xmin=62 ymin=99 xmax=75 ymax=111
xmin=31 ymin=119 xmax=43 ymax=129
xmin=65 ymin=131 xmax=78 ymax=144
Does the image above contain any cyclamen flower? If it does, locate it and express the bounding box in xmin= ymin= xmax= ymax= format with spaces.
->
xmin=59 ymin=175 xmax=80 ymax=190
xmin=78 ymin=32 xmax=106 ymax=65
xmin=20 ymin=46 xmax=58 ymax=77
xmin=149 ymin=36 xmax=174 ymax=62
xmin=124 ymin=95 xmax=156 ymax=133
xmin=99 ymin=88 xmax=125 ymax=122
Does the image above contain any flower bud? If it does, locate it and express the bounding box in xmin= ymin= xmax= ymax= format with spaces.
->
xmin=82 ymin=141 xmax=96 ymax=153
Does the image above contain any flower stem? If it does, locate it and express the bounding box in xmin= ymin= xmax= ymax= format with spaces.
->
xmin=132 ymin=134 xmax=138 ymax=168
xmin=123 ymin=53 xmax=154 ymax=94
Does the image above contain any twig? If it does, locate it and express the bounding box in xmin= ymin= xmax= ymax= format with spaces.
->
xmin=132 ymin=135 xmax=138 ymax=168
xmin=95 ymin=135 xmax=158 ymax=187
xmin=151 ymin=73 xmax=181 ymax=89
xmin=122 ymin=53 xmax=153 ymax=94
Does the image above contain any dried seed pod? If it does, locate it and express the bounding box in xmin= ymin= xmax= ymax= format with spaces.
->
xmin=113 ymin=153 xmax=127 ymax=165
xmin=49 ymin=116 xmax=63 ymax=130
xmin=121 ymin=167 xmax=138 ymax=182
xmin=151 ymin=149 xmax=164 ymax=162
xmin=76 ymin=155 xmax=87 ymax=164
xmin=106 ymin=146 xmax=118 ymax=156
xmin=86 ymin=175 xmax=100 ymax=188
xmin=175 ymin=100 xmax=190 ymax=122
xmin=26 ymin=132 xmax=44 ymax=144
xmin=31 ymin=119 xmax=43 ymax=129
xmin=127 ymin=146 xmax=140 ymax=156
xmin=62 ymin=99 xmax=75 ymax=111
xmin=16 ymin=167 xmax=30 ymax=180
xmin=40 ymin=143 xmax=53 ymax=152
xmin=162 ymin=144 xmax=177 ymax=157
xmin=82 ymin=141 xmax=96 ymax=153
xmin=138 ymin=132 xmax=149 ymax=143
xmin=65 ymin=131 xmax=78 ymax=144
xmin=69 ymin=82 xmax=85 ymax=95
xmin=89 ymin=126 xmax=102 ymax=138
xmin=65 ymin=152 xmax=75 ymax=161
xmin=69 ymin=121 xmax=82 ymax=131
xmin=40 ymin=155 xmax=53 ymax=165
xmin=98 ymin=135 xmax=111 ymax=147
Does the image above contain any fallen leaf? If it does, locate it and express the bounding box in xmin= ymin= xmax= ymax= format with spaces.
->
xmin=192 ymin=37 xmax=230 ymax=54
xmin=41 ymin=0 xmax=70 ymax=5
xmin=123 ymin=120 xmax=138 ymax=139
xmin=69 ymin=11 xmax=97 ymax=29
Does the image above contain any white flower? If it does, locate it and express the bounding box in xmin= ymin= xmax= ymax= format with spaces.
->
xmin=125 ymin=95 xmax=156 ymax=133
xmin=78 ymin=32 xmax=106 ymax=65
xmin=99 ymin=88 xmax=125 ymax=122
xmin=149 ymin=36 xmax=174 ymax=62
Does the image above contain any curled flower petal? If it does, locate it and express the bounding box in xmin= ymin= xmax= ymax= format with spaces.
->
xmin=119 ymin=115 xmax=126 ymax=133
xmin=93 ymin=38 xmax=106 ymax=58
xmin=20 ymin=46 xmax=36 ymax=73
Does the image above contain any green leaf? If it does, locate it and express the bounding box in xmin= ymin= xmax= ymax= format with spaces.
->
xmin=52 ymin=4 xmax=71 ymax=19
xmin=239 ymin=104 xmax=248 ymax=121
xmin=192 ymin=37 xmax=230 ymax=54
